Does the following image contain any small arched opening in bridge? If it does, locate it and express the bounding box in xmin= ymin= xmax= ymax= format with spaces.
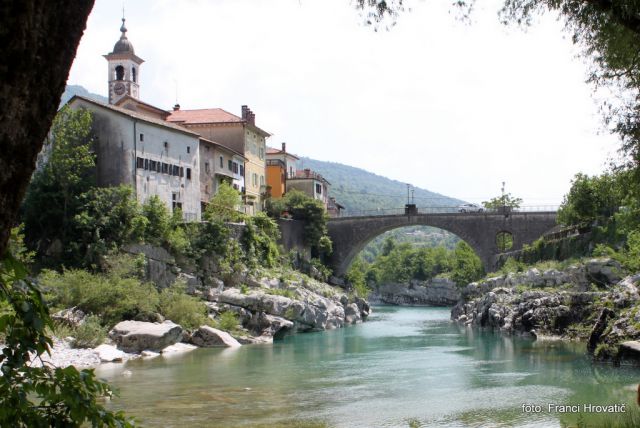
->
xmin=327 ymin=211 xmax=558 ymax=277
xmin=495 ymin=231 xmax=514 ymax=252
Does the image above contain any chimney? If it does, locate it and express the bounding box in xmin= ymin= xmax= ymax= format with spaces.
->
xmin=241 ymin=105 xmax=249 ymax=120
xmin=173 ymin=103 xmax=180 ymax=111
xmin=248 ymin=111 xmax=255 ymax=126
xmin=281 ymin=142 xmax=286 ymax=153
xmin=304 ymin=168 xmax=310 ymax=177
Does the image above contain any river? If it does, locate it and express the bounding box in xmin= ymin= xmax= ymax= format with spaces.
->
xmin=97 ymin=306 xmax=640 ymax=427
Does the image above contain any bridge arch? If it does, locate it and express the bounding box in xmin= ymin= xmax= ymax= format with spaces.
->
xmin=327 ymin=212 xmax=558 ymax=277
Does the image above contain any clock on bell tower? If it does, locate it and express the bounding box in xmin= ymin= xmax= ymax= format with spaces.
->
xmin=103 ymin=16 xmax=144 ymax=105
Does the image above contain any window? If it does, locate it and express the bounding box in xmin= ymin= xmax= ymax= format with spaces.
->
xmin=260 ymin=175 xmax=264 ymax=186
xmin=132 ymin=66 xmax=137 ymax=82
xmin=162 ymin=163 xmax=169 ymax=174
xmin=139 ymin=133 xmax=144 ymax=142
xmin=172 ymin=165 xmax=180 ymax=176
xmin=233 ymin=184 xmax=239 ymax=190
xmin=205 ymin=162 xmax=210 ymax=174
xmin=186 ymin=168 xmax=192 ymax=180
xmin=219 ymin=156 xmax=223 ymax=168
xmin=179 ymin=167 xmax=184 ymax=177
xmin=239 ymin=165 xmax=244 ymax=176
xmin=150 ymin=160 xmax=157 ymax=171
xmin=115 ymin=65 xmax=124 ymax=80
xmin=164 ymin=141 xmax=169 ymax=150
xmin=252 ymin=173 xmax=257 ymax=186
xmin=232 ymin=162 xmax=239 ymax=174
xmin=259 ymin=147 xmax=264 ymax=160
xmin=187 ymin=146 xmax=190 ymax=154
xmin=315 ymin=183 xmax=322 ymax=195
xmin=144 ymin=159 xmax=149 ymax=170
xmin=228 ymin=159 xmax=233 ymax=171
xmin=156 ymin=161 xmax=162 ymax=173
xmin=136 ymin=157 xmax=144 ymax=169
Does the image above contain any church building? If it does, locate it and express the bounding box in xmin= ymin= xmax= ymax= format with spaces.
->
xmin=67 ymin=18 xmax=202 ymax=220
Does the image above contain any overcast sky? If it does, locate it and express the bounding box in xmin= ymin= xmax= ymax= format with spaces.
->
xmin=68 ymin=0 xmax=620 ymax=207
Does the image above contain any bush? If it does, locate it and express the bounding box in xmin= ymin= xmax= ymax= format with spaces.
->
xmin=158 ymin=283 xmax=208 ymax=329
xmin=218 ymin=311 xmax=239 ymax=331
xmin=72 ymin=315 xmax=107 ymax=349
xmin=40 ymin=255 xmax=160 ymax=327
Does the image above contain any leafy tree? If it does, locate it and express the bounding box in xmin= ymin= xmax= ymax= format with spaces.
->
xmin=203 ymin=181 xmax=244 ymax=223
xmin=73 ymin=185 xmax=147 ymax=266
xmin=267 ymin=190 xmax=333 ymax=260
xmin=482 ymin=193 xmax=523 ymax=210
xmin=557 ymin=172 xmax=624 ymax=226
xmin=22 ymin=106 xmax=96 ymax=255
xmin=449 ymin=241 xmax=485 ymax=286
xmin=0 ymin=244 xmax=133 ymax=426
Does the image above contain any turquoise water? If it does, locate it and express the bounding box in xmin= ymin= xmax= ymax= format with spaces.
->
xmin=97 ymin=306 xmax=640 ymax=427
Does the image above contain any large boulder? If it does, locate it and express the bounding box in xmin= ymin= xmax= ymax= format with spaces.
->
xmin=190 ymin=326 xmax=241 ymax=348
xmin=109 ymin=320 xmax=183 ymax=353
xmin=344 ymin=303 xmax=362 ymax=324
xmin=247 ymin=312 xmax=294 ymax=338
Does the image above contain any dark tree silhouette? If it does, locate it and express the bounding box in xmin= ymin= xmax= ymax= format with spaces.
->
xmin=0 ymin=0 xmax=95 ymax=257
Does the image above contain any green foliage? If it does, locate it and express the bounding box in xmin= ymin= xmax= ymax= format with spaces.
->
xmin=22 ymin=106 xmax=96 ymax=263
xmin=243 ymin=212 xmax=281 ymax=268
xmin=41 ymin=255 xmax=160 ymax=327
xmin=449 ymin=241 xmax=485 ymax=286
xmin=72 ymin=315 xmax=107 ymax=349
xmin=203 ymin=181 xmax=244 ymax=223
xmin=267 ymin=189 xmax=333 ymax=261
xmin=73 ymin=185 xmax=147 ymax=266
xmin=0 ymin=250 xmax=133 ymax=426
xmin=558 ymin=172 xmax=624 ymax=226
xmin=218 ymin=311 xmax=239 ymax=331
xmin=482 ymin=192 xmax=522 ymax=210
xmin=498 ymin=257 xmax=527 ymax=274
xmin=142 ymin=195 xmax=172 ymax=245
xmin=158 ymin=282 xmax=209 ymax=329
xmin=360 ymin=238 xmax=483 ymax=287
xmin=345 ymin=257 xmax=370 ymax=298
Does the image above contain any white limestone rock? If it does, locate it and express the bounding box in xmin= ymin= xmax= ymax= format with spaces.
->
xmin=190 ymin=326 xmax=241 ymax=348
xmin=109 ymin=320 xmax=183 ymax=353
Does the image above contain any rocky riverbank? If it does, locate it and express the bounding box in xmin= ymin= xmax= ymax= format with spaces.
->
xmin=43 ymin=268 xmax=370 ymax=368
xmin=450 ymin=258 xmax=640 ymax=361
xmin=368 ymin=278 xmax=460 ymax=306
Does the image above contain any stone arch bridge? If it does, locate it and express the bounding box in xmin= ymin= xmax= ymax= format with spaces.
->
xmin=326 ymin=211 xmax=558 ymax=277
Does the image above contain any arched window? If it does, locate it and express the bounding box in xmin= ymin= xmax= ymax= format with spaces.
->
xmin=115 ymin=65 xmax=125 ymax=81
xmin=132 ymin=66 xmax=137 ymax=82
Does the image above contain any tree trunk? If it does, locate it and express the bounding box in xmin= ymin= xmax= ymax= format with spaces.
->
xmin=0 ymin=0 xmax=95 ymax=257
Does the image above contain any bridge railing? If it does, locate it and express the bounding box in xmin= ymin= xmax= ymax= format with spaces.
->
xmin=337 ymin=205 xmax=559 ymax=218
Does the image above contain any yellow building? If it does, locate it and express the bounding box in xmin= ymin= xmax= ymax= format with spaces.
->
xmin=167 ymin=105 xmax=270 ymax=214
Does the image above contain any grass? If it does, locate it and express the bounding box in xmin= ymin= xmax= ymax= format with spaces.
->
xmin=265 ymin=288 xmax=297 ymax=299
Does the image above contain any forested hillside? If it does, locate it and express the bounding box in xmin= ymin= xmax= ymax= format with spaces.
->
xmin=296 ymin=157 xmax=462 ymax=214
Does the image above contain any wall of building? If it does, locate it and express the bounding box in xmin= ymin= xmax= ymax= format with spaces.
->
xmin=266 ymin=164 xmax=285 ymax=198
xmin=71 ymin=99 xmax=201 ymax=221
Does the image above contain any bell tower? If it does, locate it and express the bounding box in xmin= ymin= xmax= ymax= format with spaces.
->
xmin=104 ymin=17 xmax=144 ymax=105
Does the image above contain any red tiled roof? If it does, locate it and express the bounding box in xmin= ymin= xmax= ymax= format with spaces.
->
xmin=166 ymin=108 xmax=243 ymax=124
xmin=266 ymin=146 xmax=300 ymax=160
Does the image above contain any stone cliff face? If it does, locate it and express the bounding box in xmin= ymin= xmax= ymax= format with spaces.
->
xmin=450 ymin=258 xmax=640 ymax=361
xmin=369 ymin=278 xmax=460 ymax=306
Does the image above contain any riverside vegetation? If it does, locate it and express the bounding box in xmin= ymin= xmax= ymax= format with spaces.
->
xmin=0 ymin=107 xmax=369 ymax=426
